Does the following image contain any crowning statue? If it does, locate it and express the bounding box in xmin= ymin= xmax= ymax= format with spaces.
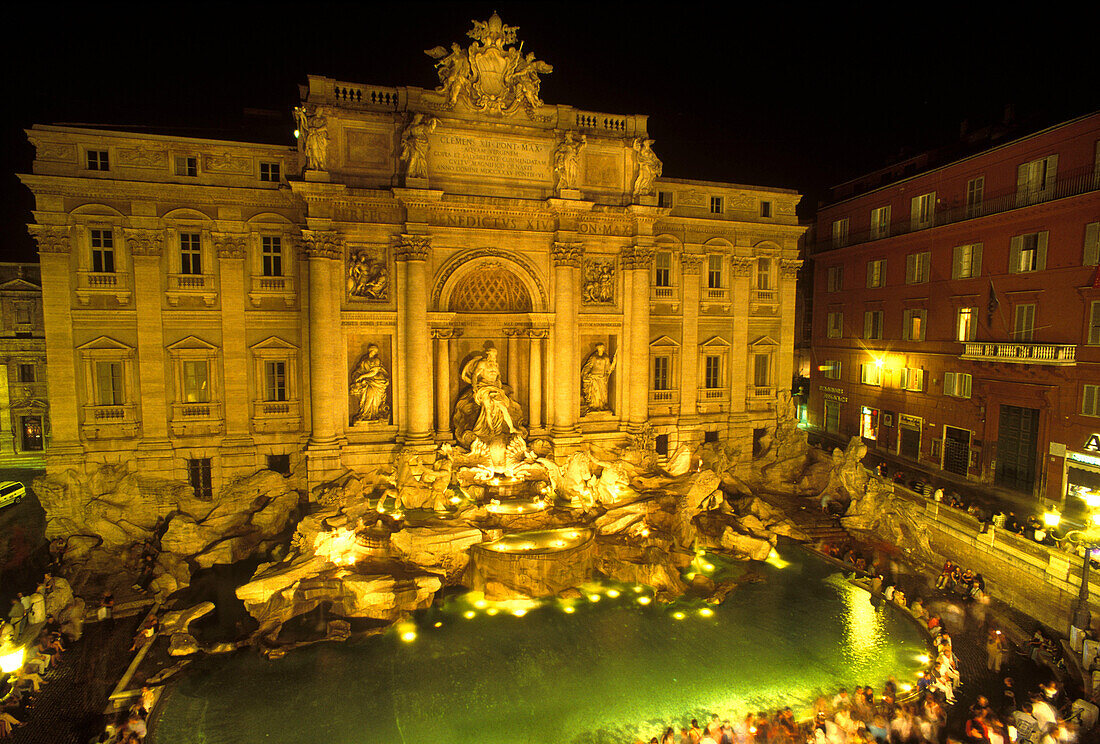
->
xmin=552 ymin=131 xmax=586 ymax=193
xmin=631 ymin=138 xmax=663 ymax=197
xmin=294 ymin=106 xmax=328 ymax=171
xmin=400 ymin=114 xmax=438 ymax=179
xmin=349 ymin=344 xmax=390 ymax=424
xmin=424 ymin=12 xmax=552 ymax=117
xmin=580 ymin=343 xmax=617 ymax=415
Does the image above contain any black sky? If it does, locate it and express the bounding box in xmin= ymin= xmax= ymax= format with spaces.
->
xmin=2 ymin=1 xmax=1096 ymax=261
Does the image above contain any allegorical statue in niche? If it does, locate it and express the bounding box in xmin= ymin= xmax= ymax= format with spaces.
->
xmin=582 ymin=259 xmax=615 ymax=304
xmin=400 ymin=114 xmax=438 ymax=179
xmin=552 ymin=131 xmax=586 ymax=193
xmin=631 ymin=137 xmax=663 ymax=197
xmin=453 ymin=345 xmax=525 ymax=448
xmin=580 ymin=343 xmax=617 ymax=415
xmin=294 ymin=106 xmax=328 ymax=171
xmin=349 ymin=344 xmax=390 ymax=424
xmin=347 ymin=249 xmax=388 ymax=300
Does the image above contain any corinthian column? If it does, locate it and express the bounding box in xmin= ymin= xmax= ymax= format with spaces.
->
xmin=679 ymin=251 xmax=704 ymax=421
xmin=432 ymin=328 xmax=458 ymax=439
xmin=624 ymin=245 xmax=653 ymax=429
xmin=397 ymin=235 xmax=433 ymax=447
xmin=528 ymin=329 xmax=546 ymax=433
xmin=304 ymin=231 xmax=343 ymax=447
xmin=551 ymin=241 xmax=581 ymax=437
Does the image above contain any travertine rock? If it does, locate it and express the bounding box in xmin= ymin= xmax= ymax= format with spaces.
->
xmin=160 ymin=601 xmax=215 ymax=636
xmin=168 ymin=632 xmax=200 ymax=656
xmin=720 ymin=528 xmax=774 ymax=561
xmin=389 ymin=526 xmax=483 ymax=580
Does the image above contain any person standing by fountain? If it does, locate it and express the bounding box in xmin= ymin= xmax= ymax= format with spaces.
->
xmin=580 ymin=342 xmax=616 ymax=414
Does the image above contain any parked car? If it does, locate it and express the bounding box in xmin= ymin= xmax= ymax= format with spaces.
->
xmin=0 ymin=481 xmax=26 ymax=508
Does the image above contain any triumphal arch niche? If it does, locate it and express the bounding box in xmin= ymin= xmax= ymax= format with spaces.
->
xmin=293 ymin=12 xmax=804 ymax=486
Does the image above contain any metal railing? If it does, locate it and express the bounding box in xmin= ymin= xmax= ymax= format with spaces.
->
xmin=815 ymin=165 xmax=1099 ymax=253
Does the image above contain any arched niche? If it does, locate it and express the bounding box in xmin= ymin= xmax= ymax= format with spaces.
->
xmin=433 ymin=249 xmax=548 ymax=313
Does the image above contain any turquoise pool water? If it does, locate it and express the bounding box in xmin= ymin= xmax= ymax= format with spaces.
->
xmin=149 ymin=547 xmax=927 ymax=744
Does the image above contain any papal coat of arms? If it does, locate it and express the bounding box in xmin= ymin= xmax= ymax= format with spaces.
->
xmin=424 ymin=12 xmax=552 ymax=117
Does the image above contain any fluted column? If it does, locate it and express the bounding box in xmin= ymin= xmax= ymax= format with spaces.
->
xmin=528 ymin=329 xmax=546 ymax=432
xmin=679 ymin=252 xmax=704 ymax=420
xmin=304 ymin=231 xmax=343 ymax=446
xmin=551 ymin=241 xmax=581 ymax=436
xmin=397 ymin=235 xmax=433 ymax=447
xmin=432 ymin=328 xmax=458 ymax=439
xmin=729 ymin=256 xmax=753 ymax=413
xmin=624 ymin=245 xmax=653 ymax=428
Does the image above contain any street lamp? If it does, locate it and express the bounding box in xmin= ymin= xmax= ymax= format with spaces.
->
xmin=1056 ymin=493 xmax=1100 ymax=634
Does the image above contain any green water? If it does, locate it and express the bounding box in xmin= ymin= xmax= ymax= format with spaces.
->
xmin=149 ymin=547 xmax=927 ymax=744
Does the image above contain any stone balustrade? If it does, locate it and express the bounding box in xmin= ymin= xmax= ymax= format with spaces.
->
xmin=961 ymin=341 xmax=1077 ymax=365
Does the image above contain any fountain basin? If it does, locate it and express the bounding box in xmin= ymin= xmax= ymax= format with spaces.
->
xmin=470 ymin=528 xmax=595 ymax=599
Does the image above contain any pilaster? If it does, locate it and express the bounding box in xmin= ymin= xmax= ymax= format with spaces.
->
xmin=777 ymin=258 xmax=802 ymax=398
xmin=550 ymin=240 xmax=582 ymax=441
xmin=679 ymin=251 xmax=704 ymax=425
xmin=622 ymin=244 xmax=653 ymax=429
xmin=728 ymin=256 xmax=753 ymax=416
xmin=304 ymin=229 xmax=345 ymax=485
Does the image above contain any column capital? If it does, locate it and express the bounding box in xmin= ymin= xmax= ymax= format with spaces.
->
xmin=680 ymin=252 xmax=706 ymax=275
xmin=213 ymin=232 xmax=248 ymax=260
xmin=303 ymin=230 xmax=344 ymax=260
xmin=123 ymin=228 xmax=164 ymax=257
xmin=395 ymin=234 xmax=431 ymax=262
xmin=28 ymin=224 xmax=71 ymax=254
xmin=527 ymin=328 xmax=550 ymax=339
xmin=780 ymin=258 xmax=804 ymax=278
xmin=430 ymin=327 xmax=462 ymax=340
xmin=620 ymin=244 xmax=654 ymax=270
xmin=731 ymin=256 xmax=755 ymax=276
xmin=551 ymin=241 xmax=583 ymax=268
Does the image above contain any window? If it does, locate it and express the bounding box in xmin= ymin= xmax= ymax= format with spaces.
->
xmin=261 ymin=236 xmax=283 ymax=277
xmin=753 ymin=353 xmax=770 ymax=387
xmin=756 ymin=258 xmax=771 ymax=291
xmin=267 ymin=454 xmax=291 ymax=475
xmin=1017 ymin=155 xmax=1058 ymax=205
xmin=952 ymin=243 xmax=982 ymax=279
xmin=86 ymin=150 xmax=109 ymax=171
xmin=707 ymin=255 xmax=723 ymax=289
xmin=259 ymin=162 xmax=281 ymax=182
xmin=1010 ymin=232 xmax=1047 ymax=273
xmin=870 ymin=205 xmax=891 ymax=239
xmin=760 ymin=201 xmax=772 ymax=218
xmin=944 ymin=372 xmax=972 ymax=398
xmin=910 ymin=192 xmax=935 ymax=230
xmin=860 ymin=363 xmax=881 ymax=386
xmin=95 ymin=361 xmax=124 ymax=406
xmin=827 ymin=311 xmax=843 ymax=338
xmin=174 ymin=156 xmax=198 ymax=177
xmin=900 ymin=368 xmax=925 ymax=392
xmin=1084 ymin=222 xmax=1100 ymax=266
xmin=182 ymin=360 xmax=210 ymax=403
xmin=1084 ymin=385 xmax=1100 ymax=417
xmin=821 ymin=360 xmax=842 ymax=380
xmin=703 ymin=430 xmax=719 ymax=444
xmin=1013 ymin=304 xmax=1035 ymax=342
xmin=1089 ymin=301 xmax=1100 ymax=345
xmin=180 ymin=233 xmax=202 ymax=275
xmin=705 ymin=356 xmax=722 ymax=389
xmin=188 ymin=458 xmax=213 ymax=501
xmin=863 ymin=310 xmax=883 ymax=340
xmin=710 ymin=196 xmax=723 ymax=214
xmin=654 ymin=252 xmax=672 ymax=287
xmin=903 ymin=309 xmax=926 ymax=341
xmin=264 ymin=360 xmax=287 ymax=402
xmin=956 ymin=307 xmax=976 ymax=342
xmin=826 ymin=265 xmax=843 ymax=292
xmin=90 ymin=229 xmax=115 ymax=273
xmin=866 ymin=259 xmax=885 ymax=288
xmin=905 ymin=251 xmax=931 ymax=283
xmin=17 ymin=364 xmax=35 ymax=383
xmin=966 ymin=177 xmax=984 ymax=218
xmin=653 ymin=356 xmax=670 ymax=391
xmin=831 ymin=218 xmax=849 ymax=248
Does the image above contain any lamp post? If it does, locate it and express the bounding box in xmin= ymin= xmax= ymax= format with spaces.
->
xmin=1051 ymin=493 xmax=1100 ymax=636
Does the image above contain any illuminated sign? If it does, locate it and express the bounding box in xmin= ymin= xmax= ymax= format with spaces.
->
xmin=1069 ymin=451 xmax=1100 ymax=468
xmin=1085 ymin=434 xmax=1100 ymax=452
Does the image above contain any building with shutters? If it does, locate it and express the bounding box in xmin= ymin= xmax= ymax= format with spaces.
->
xmin=808 ymin=111 xmax=1100 ymax=507
xmin=18 ymin=13 xmax=804 ymax=501
xmin=0 ymin=263 xmax=48 ymax=467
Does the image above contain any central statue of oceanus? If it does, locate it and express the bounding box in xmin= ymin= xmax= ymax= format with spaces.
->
xmin=452 ymin=345 xmax=527 ymax=469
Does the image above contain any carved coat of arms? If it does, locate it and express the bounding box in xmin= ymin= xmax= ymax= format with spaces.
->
xmin=424 ymin=13 xmax=552 ymax=117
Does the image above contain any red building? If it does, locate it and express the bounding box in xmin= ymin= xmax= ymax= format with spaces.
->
xmin=809 ymin=111 xmax=1100 ymax=509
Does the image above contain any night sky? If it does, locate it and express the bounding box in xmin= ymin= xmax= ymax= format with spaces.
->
xmin=1 ymin=2 xmax=1096 ymax=261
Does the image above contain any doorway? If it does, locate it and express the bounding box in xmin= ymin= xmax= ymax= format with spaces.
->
xmin=898 ymin=414 xmax=921 ymax=460
xmin=943 ymin=425 xmax=971 ymax=477
xmin=995 ymin=404 xmax=1039 ymax=494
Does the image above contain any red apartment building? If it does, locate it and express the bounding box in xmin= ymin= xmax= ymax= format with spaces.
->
xmin=809 ymin=111 xmax=1100 ymax=509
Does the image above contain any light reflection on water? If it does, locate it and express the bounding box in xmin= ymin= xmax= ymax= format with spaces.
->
xmin=149 ymin=546 xmax=927 ymax=744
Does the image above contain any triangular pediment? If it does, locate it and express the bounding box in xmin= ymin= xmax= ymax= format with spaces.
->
xmin=649 ymin=335 xmax=680 ymax=349
xmin=749 ymin=335 xmax=779 ymax=348
xmin=0 ymin=278 xmax=41 ymax=292
xmin=76 ymin=336 xmax=134 ymax=352
xmin=250 ymin=336 xmax=298 ymax=352
xmin=700 ymin=335 xmax=731 ymax=349
xmin=166 ymin=335 xmax=218 ymax=352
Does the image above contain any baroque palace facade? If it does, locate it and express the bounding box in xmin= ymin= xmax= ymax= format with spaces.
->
xmin=20 ymin=14 xmax=803 ymax=497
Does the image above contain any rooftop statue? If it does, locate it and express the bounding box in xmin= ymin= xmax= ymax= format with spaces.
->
xmin=631 ymin=138 xmax=662 ymax=197
xmin=424 ymin=12 xmax=553 ymax=117
xmin=294 ymin=106 xmax=328 ymax=171
xmin=400 ymin=114 xmax=438 ymax=179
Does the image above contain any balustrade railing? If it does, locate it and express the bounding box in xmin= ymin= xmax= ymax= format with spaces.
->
xmin=960 ymin=342 xmax=1077 ymax=365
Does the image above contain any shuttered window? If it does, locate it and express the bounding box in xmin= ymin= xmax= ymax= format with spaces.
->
xmin=944 ymin=372 xmax=972 ymax=398
xmin=903 ymin=309 xmax=926 ymax=341
xmin=827 ymin=312 xmax=843 ymax=338
xmin=1009 ymin=232 xmax=1048 ymax=273
xmin=1083 ymin=385 xmax=1100 ymax=417
xmin=910 ymin=192 xmax=935 ymax=230
xmin=866 ymin=259 xmax=885 ymax=288
xmin=827 ymin=265 xmax=843 ymax=292
xmin=832 ymin=218 xmax=849 ymax=248
xmin=864 ymin=310 xmax=883 ymax=340
xmin=966 ymin=177 xmax=984 ymax=218
xmin=956 ymin=307 xmax=976 ymax=341
xmin=1084 ymin=222 xmax=1100 ymax=266
xmin=906 ymin=251 xmax=931 ymax=283
xmin=1016 ymin=155 xmax=1058 ymax=205
xmin=952 ymin=243 xmax=983 ymax=279
xmin=870 ymin=206 xmax=891 ymax=239
xmin=1088 ymin=301 xmax=1100 ymax=345
xmin=1013 ymin=304 xmax=1036 ymax=342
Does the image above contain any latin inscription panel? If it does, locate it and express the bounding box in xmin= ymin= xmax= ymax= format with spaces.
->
xmin=430 ymin=133 xmax=551 ymax=182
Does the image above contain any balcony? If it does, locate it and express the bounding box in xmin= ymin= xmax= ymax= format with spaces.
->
xmin=166 ymin=273 xmax=217 ymax=306
xmin=750 ymin=288 xmax=779 ymax=316
xmin=251 ymin=398 xmax=301 ymax=433
xmin=76 ymin=271 xmax=131 ymax=306
xmin=960 ymin=342 xmax=1076 ymax=366
xmin=650 ymin=285 xmax=678 ymax=302
xmin=81 ymin=404 xmax=139 ymax=439
xmin=170 ymin=401 xmax=224 ymax=436
xmin=702 ymin=287 xmax=729 ymax=303
xmin=249 ymin=274 xmax=297 ymax=307
xmin=747 ymin=386 xmax=776 ymax=410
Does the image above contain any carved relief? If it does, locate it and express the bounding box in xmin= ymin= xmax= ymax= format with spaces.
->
xmin=424 ymin=12 xmax=552 ymax=117
xmin=28 ymin=225 xmax=71 ymax=254
xmin=213 ymin=233 xmax=247 ymax=260
xmin=203 ymin=153 xmax=252 ymax=174
xmin=551 ymin=241 xmax=582 ymax=268
xmin=349 ymin=344 xmax=390 ymax=424
xmin=347 ymin=248 xmax=388 ymax=301
xmin=729 ymin=193 xmax=755 ymax=211
xmin=30 ymin=141 xmax=76 ymax=162
xmin=581 ymin=258 xmax=615 ymax=304
xmin=123 ymin=229 xmax=164 ymax=257
xmin=394 ymin=235 xmax=431 ymax=262
xmin=117 ymin=145 xmax=167 ymax=168
xmin=552 ymin=132 xmax=586 ymax=193
xmin=400 ymin=114 xmax=438 ymax=179
xmin=294 ymin=106 xmax=328 ymax=171
xmin=630 ymin=138 xmax=662 ymax=197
